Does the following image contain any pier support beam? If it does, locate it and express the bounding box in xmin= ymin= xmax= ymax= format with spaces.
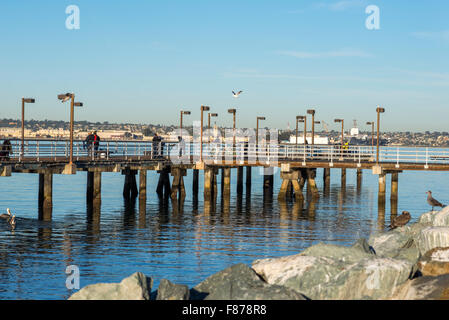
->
xmin=204 ymin=167 xmax=217 ymax=200
xmin=278 ymin=170 xmax=303 ymax=201
xmin=237 ymin=166 xmax=244 ymax=195
xmin=378 ymin=172 xmax=386 ymax=205
xmin=139 ymin=169 xmax=147 ymax=202
xmin=222 ymin=167 xmax=231 ymax=198
xmin=306 ymin=168 xmax=319 ymax=198
xmin=156 ymin=167 xmax=171 ymax=199
xmin=171 ymin=168 xmax=186 ymax=200
xmin=38 ymin=172 xmax=53 ymax=220
xmin=357 ymin=169 xmax=362 ymax=187
xmin=192 ymin=169 xmax=199 ymax=198
xmin=341 ymin=168 xmax=346 ymax=188
xmin=390 ymin=172 xmax=398 ymax=202
xmin=123 ymin=169 xmax=138 ymax=199
xmin=323 ymin=168 xmax=330 ymax=190
xmin=263 ymin=167 xmax=274 ymax=194
xmin=246 ymin=166 xmax=252 ymax=192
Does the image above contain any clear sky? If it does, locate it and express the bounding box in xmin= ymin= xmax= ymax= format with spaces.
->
xmin=0 ymin=0 xmax=448 ymax=132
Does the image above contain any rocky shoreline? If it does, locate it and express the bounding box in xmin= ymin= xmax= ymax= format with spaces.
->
xmin=69 ymin=208 xmax=449 ymax=300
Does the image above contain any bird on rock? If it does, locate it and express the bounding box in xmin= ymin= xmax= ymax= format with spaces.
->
xmin=426 ymin=191 xmax=445 ymax=211
xmin=388 ymin=211 xmax=411 ymax=230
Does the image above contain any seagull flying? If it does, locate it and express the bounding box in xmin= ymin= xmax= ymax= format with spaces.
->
xmin=232 ymin=90 xmax=243 ymax=98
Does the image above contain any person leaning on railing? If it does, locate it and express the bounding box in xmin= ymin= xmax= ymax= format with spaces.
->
xmin=0 ymin=140 xmax=12 ymax=161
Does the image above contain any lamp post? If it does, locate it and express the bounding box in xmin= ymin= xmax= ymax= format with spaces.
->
xmin=334 ymin=119 xmax=344 ymax=145
xmin=296 ymin=116 xmax=305 ymax=145
xmin=180 ymin=110 xmax=191 ymax=133
xmin=228 ymin=109 xmax=236 ymax=156
xmin=366 ymin=121 xmax=374 ymax=152
xmin=256 ymin=116 xmax=266 ymax=147
xmin=376 ymin=107 xmax=385 ymax=164
xmin=307 ymin=109 xmax=316 ymax=145
xmin=58 ymin=93 xmax=83 ymax=164
xmin=200 ymin=105 xmax=210 ymax=162
xmin=21 ymin=97 xmax=35 ymax=159
xmin=208 ymin=112 xmax=218 ymax=142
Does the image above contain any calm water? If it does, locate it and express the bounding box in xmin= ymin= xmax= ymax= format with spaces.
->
xmin=0 ymin=167 xmax=448 ymax=300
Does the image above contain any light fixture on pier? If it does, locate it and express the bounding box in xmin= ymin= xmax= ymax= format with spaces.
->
xmin=200 ymin=105 xmax=210 ymax=162
xmin=334 ymin=118 xmax=344 ymax=147
xmin=256 ymin=116 xmax=266 ymax=147
xmin=180 ymin=110 xmax=191 ymax=133
xmin=21 ymin=98 xmax=36 ymax=159
xmin=58 ymin=92 xmax=83 ymax=165
xmin=366 ymin=121 xmax=375 ymax=150
xmin=307 ymin=109 xmax=316 ymax=145
xmin=376 ymin=107 xmax=385 ymax=164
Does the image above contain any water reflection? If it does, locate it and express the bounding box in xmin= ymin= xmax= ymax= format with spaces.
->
xmin=1 ymin=167 xmax=425 ymax=299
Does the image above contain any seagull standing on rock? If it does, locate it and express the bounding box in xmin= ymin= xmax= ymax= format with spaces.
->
xmin=426 ymin=191 xmax=445 ymax=211
xmin=388 ymin=211 xmax=411 ymax=230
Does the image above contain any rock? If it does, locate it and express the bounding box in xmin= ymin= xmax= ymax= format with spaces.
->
xmin=419 ymin=207 xmax=449 ymax=227
xmin=156 ymin=279 xmax=190 ymax=300
xmin=417 ymin=247 xmax=449 ymax=277
xmin=389 ymin=274 xmax=449 ymax=300
xmin=417 ymin=227 xmax=449 ymax=255
xmin=252 ymin=241 xmax=413 ymax=300
xmin=69 ymin=272 xmax=152 ymax=300
xmin=368 ymin=229 xmax=416 ymax=257
xmin=191 ymin=263 xmax=307 ymax=300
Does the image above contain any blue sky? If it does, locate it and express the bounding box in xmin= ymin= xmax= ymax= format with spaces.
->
xmin=0 ymin=0 xmax=448 ymax=131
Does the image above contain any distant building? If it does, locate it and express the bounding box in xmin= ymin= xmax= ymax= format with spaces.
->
xmin=288 ymin=135 xmax=329 ymax=145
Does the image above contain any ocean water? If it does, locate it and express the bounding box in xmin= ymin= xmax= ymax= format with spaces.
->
xmin=0 ymin=167 xmax=448 ymax=299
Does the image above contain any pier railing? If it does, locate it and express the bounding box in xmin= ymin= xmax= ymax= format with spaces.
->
xmin=3 ymin=139 xmax=449 ymax=166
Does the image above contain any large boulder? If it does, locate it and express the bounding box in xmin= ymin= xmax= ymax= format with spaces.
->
xmin=252 ymin=239 xmax=412 ymax=300
xmin=419 ymin=207 xmax=449 ymax=227
xmin=389 ymin=274 xmax=449 ymax=300
xmin=69 ymin=272 xmax=152 ymax=300
xmin=416 ymin=227 xmax=449 ymax=255
xmin=417 ymin=247 xmax=449 ymax=277
xmin=190 ymin=263 xmax=307 ymax=300
xmin=156 ymin=279 xmax=190 ymax=300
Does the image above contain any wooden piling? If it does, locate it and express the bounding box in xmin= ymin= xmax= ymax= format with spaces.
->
xmin=391 ymin=172 xmax=398 ymax=201
xmin=341 ymin=168 xmax=346 ymax=188
xmin=123 ymin=169 xmax=138 ymax=199
xmin=246 ymin=166 xmax=252 ymax=190
xmin=38 ymin=172 xmax=53 ymax=220
xmin=223 ymin=167 xmax=231 ymax=198
xmin=93 ymin=171 xmax=102 ymax=203
xmin=204 ymin=167 xmax=214 ymax=200
xmin=237 ymin=166 xmax=244 ymax=195
xmin=323 ymin=168 xmax=330 ymax=189
xmin=192 ymin=169 xmax=199 ymax=197
xmin=139 ymin=169 xmax=147 ymax=202
xmin=357 ymin=169 xmax=362 ymax=187
xmin=306 ymin=168 xmax=319 ymax=198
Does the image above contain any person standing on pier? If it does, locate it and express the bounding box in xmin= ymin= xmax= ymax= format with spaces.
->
xmin=0 ymin=140 xmax=12 ymax=161
xmin=93 ymin=131 xmax=100 ymax=152
xmin=84 ymin=132 xmax=94 ymax=157
xmin=152 ymin=133 xmax=162 ymax=158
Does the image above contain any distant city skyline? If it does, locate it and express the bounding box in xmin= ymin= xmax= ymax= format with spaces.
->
xmin=0 ymin=1 xmax=448 ymax=132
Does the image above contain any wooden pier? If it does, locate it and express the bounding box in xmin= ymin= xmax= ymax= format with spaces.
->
xmin=2 ymin=139 xmax=449 ymax=221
